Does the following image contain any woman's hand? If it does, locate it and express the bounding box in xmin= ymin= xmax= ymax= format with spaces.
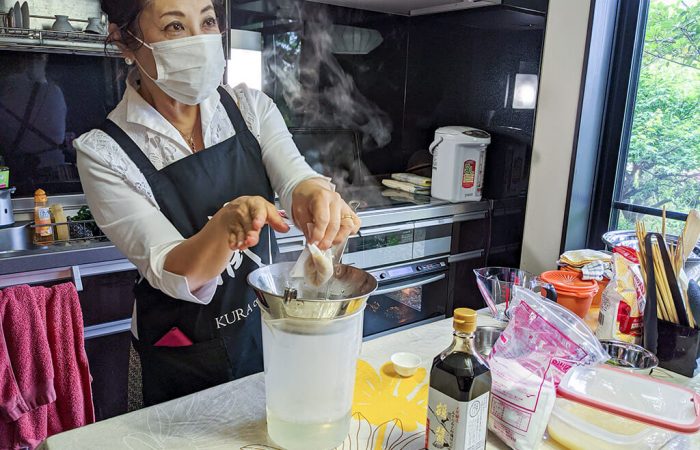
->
xmin=165 ymin=196 xmax=288 ymax=290
xmin=292 ymin=179 xmax=361 ymax=250
xmin=216 ymin=196 xmax=290 ymax=250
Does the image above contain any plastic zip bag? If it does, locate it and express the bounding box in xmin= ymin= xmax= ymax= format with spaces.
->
xmin=487 ymin=287 xmax=609 ymax=450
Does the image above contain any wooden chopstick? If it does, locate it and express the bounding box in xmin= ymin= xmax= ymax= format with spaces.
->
xmin=636 ymin=221 xmax=667 ymax=320
xmin=652 ymin=240 xmax=679 ymax=324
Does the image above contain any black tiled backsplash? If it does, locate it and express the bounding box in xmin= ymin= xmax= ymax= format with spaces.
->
xmin=263 ymin=3 xmax=545 ymax=186
xmin=1 ymin=1 xmax=545 ymax=200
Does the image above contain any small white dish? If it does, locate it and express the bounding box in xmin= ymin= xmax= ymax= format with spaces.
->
xmin=391 ymin=352 xmax=422 ymax=377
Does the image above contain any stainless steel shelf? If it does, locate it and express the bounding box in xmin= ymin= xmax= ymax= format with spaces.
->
xmin=0 ymin=27 xmax=119 ymax=57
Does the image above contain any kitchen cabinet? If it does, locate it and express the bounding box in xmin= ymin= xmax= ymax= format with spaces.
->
xmin=490 ymin=204 xmax=526 ymax=249
xmin=80 ymin=271 xmax=136 ymax=327
xmin=84 ymin=331 xmax=132 ymax=422
xmin=451 ymin=211 xmax=488 ymax=254
xmin=447 ymin=249 xmax=486 ymax=311
xmin=80 ymin=271 xmax=136 ymax=421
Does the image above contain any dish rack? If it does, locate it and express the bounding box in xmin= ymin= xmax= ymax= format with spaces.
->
xmin=0 ymin=27 xmax=118 ymax=55
xmin=30 ymin=219 xmax=107 ymax=246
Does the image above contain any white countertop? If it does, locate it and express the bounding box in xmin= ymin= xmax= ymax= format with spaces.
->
xmin=38 ymin=312 xmax=700 ymax=450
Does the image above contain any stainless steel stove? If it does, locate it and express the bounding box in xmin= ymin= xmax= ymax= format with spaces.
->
xmin=279 ymin=127 xmax=483 ymax=337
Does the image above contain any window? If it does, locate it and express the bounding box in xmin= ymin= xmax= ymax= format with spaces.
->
xmin=228 ymin=30 xmax=262 ymax=90
xmin=611 ymin=0 xmax=699 ymax=234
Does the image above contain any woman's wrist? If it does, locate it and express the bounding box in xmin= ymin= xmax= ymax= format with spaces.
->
xmin=209 ymin=207 xmax=237 ymax=247
xmin=296 ymin=177 xmax=334 ymax=192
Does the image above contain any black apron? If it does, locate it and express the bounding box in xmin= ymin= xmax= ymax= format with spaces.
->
xmin=100 ymin=87 xmax=276 ymax=406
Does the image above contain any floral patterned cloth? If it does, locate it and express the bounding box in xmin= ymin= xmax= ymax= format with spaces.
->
xmin=37 ymin=316 xmax=700 ymax=450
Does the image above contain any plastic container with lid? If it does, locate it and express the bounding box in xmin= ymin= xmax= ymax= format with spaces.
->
xmin=560 ymin=266 xmax=609 ymax=308
xmin=548 ymin=364 xmax=700 ymax=449
xmin=429 ymin=126 xmax=490 ymax=203
xmin=547 ymin=398 xmax=681 ymax=450
xmin=540 ymin=270 xmax=599 ymax=318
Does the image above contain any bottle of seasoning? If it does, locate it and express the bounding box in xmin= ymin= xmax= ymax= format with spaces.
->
xmin=426 ymin=308 xmax=491 ymax=450
xmin=34 ymin=189 xmax=54 ymax=245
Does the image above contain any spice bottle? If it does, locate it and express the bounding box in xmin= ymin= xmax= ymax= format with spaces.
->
xmin=425 ymin=308 xmax=491 ymax=450
xmin=34 ymin=189 xmax=54 ymax=244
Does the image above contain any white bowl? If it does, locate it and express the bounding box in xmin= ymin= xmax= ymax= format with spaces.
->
xmin=391 ymin=352 xmax=422 ymax=377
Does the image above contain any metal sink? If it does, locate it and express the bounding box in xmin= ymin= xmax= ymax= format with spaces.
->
xmin=0 ymin=222 xmax=32 ymax=255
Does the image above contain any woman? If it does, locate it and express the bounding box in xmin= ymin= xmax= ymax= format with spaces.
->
xmin=75 ymin=0 xmax=360 ymax=406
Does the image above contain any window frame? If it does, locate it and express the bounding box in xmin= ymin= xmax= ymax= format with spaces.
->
xmin=584 ymin=0 xmax=696 ymax=249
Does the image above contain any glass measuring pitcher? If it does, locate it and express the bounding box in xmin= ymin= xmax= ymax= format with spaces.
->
xmin=248 ymin=262 xmax=378 ymax=450
xmin=474 ymin=267 xmax=556 ymax=322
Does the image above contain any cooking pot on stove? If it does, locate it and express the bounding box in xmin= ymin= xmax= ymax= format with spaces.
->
xmin=0 ymin=188 xmax=16 ymax=227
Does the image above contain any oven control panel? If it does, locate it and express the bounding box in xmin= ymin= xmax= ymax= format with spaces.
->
xmin=370 ymin=260 xmax=447 ymax=283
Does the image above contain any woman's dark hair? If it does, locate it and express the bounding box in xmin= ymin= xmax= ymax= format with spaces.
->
xmin=101 ymin=0 xmax=224 ymax=51
xmin=101 ymin=0 xmax=150 ymax=51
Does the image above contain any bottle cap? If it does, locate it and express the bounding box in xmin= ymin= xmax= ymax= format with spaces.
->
xmin=453 ymin=308 xmax=477 ymax=333
xmin=34 ymin=189 xmax=47 ymax=203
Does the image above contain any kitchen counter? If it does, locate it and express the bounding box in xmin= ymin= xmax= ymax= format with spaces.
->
xmin=0 ymin=240 xmax=124 ymax=275
xmin=38 ymin=313 xmax=700 ymax=450
xmin=0 ymin=199 xmax=491 ymax=279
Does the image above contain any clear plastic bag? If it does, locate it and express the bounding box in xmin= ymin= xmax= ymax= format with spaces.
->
xmin=487 ymin=287 xmax=609 ymax=450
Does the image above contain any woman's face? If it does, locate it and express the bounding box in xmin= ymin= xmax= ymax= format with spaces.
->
xmin=125 ymin=0 xmax=220 ymax=79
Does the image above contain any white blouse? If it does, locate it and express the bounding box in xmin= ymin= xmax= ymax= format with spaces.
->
xmin=75 ymin=74 xmax=322 ymax=310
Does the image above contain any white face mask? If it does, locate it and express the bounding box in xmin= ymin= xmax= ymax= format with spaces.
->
xmin=130 ymin=33 xmax=225 ymax=105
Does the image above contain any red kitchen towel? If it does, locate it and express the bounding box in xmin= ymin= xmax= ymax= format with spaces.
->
xmin=0 ymin=286 xmax=56 ymax=423
xmin=0 ymin=283 xmax=94 ymax=450
xmin=0 ymin=315 xmax=28 ymax=423
xmin=40 ymin=283 xmax=95 ymax=435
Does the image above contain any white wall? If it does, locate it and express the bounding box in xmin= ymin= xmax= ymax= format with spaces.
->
xmin=520 ymin=0 xmax=593 ymax=274
xmin=1 ymin=0 xmax=102 ymax=31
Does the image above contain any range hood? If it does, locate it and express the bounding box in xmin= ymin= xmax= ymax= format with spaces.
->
xmin=308 ymin=0 xmax=502 ymax=16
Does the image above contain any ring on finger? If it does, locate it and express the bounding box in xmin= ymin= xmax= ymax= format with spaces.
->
xmin=341 ymin=215 xmax=355 ymax=222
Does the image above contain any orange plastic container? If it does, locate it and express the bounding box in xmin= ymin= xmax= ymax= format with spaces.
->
xmin=561 ymin=266 xmax=609 ymax=308
xmin=540 ymin=271 xmax=599 ymax=319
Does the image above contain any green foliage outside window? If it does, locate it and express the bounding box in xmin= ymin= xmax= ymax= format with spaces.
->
xmin=618 ymin=0 xmax=699 ymax=234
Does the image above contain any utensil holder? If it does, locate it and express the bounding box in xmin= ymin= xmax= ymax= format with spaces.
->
xmin=643 ymin=232 xmax=700 ymax=377
xmin=656 ymin=320 xmax=700 ymax=377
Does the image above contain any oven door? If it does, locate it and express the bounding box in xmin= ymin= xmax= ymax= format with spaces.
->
xmin=344 ymin=223 xmax=415 ymax=269
xmin=364 ymin=259 xmax=449 ymax=338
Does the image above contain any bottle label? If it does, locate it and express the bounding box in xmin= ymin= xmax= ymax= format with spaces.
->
xmin=426 ymin=388 xmax=489 ymax=450
xmin=462 ymin=160 xmax=477 ymax=191
xmin=36 ymin=207 xmax=53 ymax=237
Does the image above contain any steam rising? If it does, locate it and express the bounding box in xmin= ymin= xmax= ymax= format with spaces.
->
xmin=264 ymin=6 xmax=393 ymax=151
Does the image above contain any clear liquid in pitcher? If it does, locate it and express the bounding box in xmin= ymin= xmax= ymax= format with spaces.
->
xmin=267 ymin=409 xmax=351 ymax=450
xmin=262 ymin=312 xmax=363 ymax=450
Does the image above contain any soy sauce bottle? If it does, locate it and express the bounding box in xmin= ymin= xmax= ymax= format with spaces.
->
xmin=425 ymin=308 xmax=491 ymax=450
